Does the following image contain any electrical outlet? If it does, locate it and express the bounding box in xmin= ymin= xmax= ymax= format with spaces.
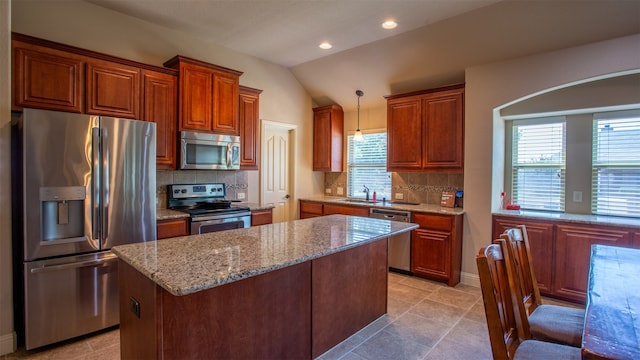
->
xmin=325 ymin=188 xmax=332 ymax=194
xmin=573 ymin=191 xmax=583 ymax=203
xmin=237 ymin=192 xmax=246 ymax=200
xmin=337 ymin=187 xmax=344 ymax=195
xmin=130 ymin=297 xmax=140 ymax=318
xmin=395 ymin=193 xmax=404 ymax=200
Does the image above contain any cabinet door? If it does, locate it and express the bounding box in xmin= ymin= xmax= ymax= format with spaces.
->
xmin=13 ymin=47 xmax=84 ymax=113
xmin=411 ymin=213 xmax=452 ymax=281
xmin=86 ymin=60 xmax=140 ymax=119
xmin=422 ymin=89 xmax=464 ymax=170
xmin=142 ymin=70 xmax=177 ymax=170
xmin=387 ymin=97 xmax=422 ymax=171
xmin=180 ymin=63 xmax=213 ymax=131
xmin=239 ymin=87 xmax=261 ymax=169
xmin=312 ymin=105 xmax=343 ymax=172
xmin=212 ymin=72 xmax=240 ymax=135
xmin=492 ymin=216 xmax=554 ymax=294
xmin=554 ymin=224 xmax=631 ymax=303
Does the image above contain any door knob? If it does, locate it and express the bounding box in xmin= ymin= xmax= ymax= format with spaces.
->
xmin=284 ymin=194 xmax=290 ymax=199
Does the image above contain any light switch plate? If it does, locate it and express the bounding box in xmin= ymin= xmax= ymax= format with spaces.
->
xmin=337 ymin=187 xmax=344 ymax=195
xmin=395 ymin=193 xmax=404 ymax=200
xmin=237 ymin=192 xmax=246 ymax=200
xmin=572 ymin=191 xmax=582 ymax=202
xmin=325 ymin=188 xmax=331 ymax=194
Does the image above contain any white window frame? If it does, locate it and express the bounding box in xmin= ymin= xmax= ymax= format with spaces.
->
xmin=346 ymin=130 xmax=391 ymax=200
xmin=509 ymin=117 xmax=566 ymax=212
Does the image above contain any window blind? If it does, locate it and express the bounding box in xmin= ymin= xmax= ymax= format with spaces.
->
xmin=512 ymin=121 xmax=566 ymax=211
xmin=591 ymin=113 xmax=640 ymax=217
xmin=347 ymin=132 xmax=391 ymax=199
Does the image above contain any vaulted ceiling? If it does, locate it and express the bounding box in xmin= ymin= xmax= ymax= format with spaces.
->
xmin=86 ymin=0 xmax=640 ymax=111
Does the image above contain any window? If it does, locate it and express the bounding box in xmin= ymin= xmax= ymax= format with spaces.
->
xmin=592 ymin=112 xmax=640 ymax=217
xmin=511 ymin=120 xmax=566 ymax=211
xmin=347 ymin=132 xmax=391 ymax=199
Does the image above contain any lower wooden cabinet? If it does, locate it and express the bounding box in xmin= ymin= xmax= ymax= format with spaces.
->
xmin=300 ymin=200 xmax=324 ymax=219
xmin=411 ymin=212 xmax=463 ymax=286
xmin=251 ymin=208 xmax=273 ymax=226
xmin=157 ymin=218 xmax=189 ymax=240
xmin=493 ymin=215 xmax=638 ymax=304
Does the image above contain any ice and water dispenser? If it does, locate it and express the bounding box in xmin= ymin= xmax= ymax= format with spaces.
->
xmin=40 ymin=186 xmax=86 ymax=242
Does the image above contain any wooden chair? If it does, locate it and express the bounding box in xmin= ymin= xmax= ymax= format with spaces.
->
xmin=476 ymin=242 xmax=581 ymax=360
xmin=499 ymin=225 xmax=584 ymax=347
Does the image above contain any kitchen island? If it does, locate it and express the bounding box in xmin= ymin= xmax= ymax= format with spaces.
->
xmin=112 ymin=214 xmax=417 ymax=360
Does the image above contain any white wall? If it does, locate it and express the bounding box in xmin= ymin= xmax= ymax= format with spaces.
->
xmin=0 ymin=0 xmax=13 ymax=355
xmin=462 ymin=34 xmax=640 ymax=282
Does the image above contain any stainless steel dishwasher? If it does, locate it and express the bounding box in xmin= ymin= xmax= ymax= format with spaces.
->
xmin=370 ymin=208 xmax=412 ymax=274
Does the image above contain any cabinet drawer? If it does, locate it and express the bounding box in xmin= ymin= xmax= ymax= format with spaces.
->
xmin=251 ymin=209 xmax=273 ymax=226
xmin=300 ymin=201 xmax=323 ymax=216
xmin=413 ymin=213 xmax=452 ymax=231
xmin=157 ymin=218 xmax=189 ymax=239
xmin=323 ymin=204 xmax=369 ymax=217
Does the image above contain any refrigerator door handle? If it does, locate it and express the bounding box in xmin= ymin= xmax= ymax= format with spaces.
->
xmin=101 ymin=127 xmax=109 ymax=241
xmin=92 ymin=127 xmax=101 ymax=240
xmin=29 ymin=253 xmax=118 ymax=274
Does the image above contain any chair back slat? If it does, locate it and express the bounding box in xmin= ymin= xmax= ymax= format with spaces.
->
xmin=477 ymin=242 xmax=523 ymax=360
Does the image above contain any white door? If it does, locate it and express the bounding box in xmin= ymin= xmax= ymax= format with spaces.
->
xmin=262 ymin=123 xmax=292 ymax=223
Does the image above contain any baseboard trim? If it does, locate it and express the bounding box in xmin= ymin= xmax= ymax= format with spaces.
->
xmin=0 ymin=331 xmax=16 ymax=356
xmin=460 ymin=271 xmax=480 ymax=288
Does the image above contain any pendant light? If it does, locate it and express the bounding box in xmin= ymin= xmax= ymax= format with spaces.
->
xmin=354 ymin=90 xmax=364 ymax=141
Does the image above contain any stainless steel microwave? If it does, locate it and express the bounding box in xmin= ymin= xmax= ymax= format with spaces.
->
xmin=180 ymin=131 xmax=240 ymax=170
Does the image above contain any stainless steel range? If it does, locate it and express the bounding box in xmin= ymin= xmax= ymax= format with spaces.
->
xmin=167 ymin=183 xmax=251 ymax=235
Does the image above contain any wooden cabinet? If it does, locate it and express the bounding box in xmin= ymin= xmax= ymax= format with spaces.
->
xmin=239 ymin=86 xmax=262 ymax=169
xmin=12 ymin=33 xmax=179 ymax=169
xmin=157 ymin=218 xmax=189 ymax=240
xmin=323 ymin=204 xmax=369 ymax=217
xmin=493 ymin=215 xmax=638 ymax=304
xmin=142 ymin=70 xmax=177 ymax=170
xmin=12 ymin=42 xmax=84 ymax=113
xmin=312 ymin=105 xmax=344 ymax=172
xmin=251 ymin=208 xmax=273 ymax=226
xmin=164 ymin=55 xmax=242 ymax=135
xmin=300 ymin=200 xmax=324 ymax=219
xmin=411 ymin=212 xmax=463 ymax=286
xmin=386 ymin=84 xmax=464 ymax=172
xmin=492 ymin=217 xmax=554 ymax=294
xmin=86 ymin=59 xmax=140 ymax=119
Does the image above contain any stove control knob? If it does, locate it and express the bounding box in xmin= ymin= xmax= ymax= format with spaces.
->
xmin=174 ymin=189 xmax=180 ymax=194
xmin=181 ymin=189 xmax=187 ymax=194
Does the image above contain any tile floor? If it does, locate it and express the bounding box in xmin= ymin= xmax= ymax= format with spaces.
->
xmin=2 ymin=272 xmax=581 ymax=360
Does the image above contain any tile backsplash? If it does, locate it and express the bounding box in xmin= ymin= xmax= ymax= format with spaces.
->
xmin=324 ymin=171 xmax=463 ymax=206
xmin=156 ymin=170 xmax=249 ymax=208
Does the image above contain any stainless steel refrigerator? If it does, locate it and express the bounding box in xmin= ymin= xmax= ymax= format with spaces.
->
xmin=13 ymin=108 xmax=156 ymax=350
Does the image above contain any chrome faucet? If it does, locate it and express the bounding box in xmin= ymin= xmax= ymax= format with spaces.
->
xmin=362 ymin=185 xmax=370 ymax=201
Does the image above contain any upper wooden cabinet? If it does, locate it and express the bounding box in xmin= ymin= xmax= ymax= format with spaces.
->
xmin=164 ymin=56 xmax=242 ymax=135
xmin=386 ymin=84 xmax=464 ymax=172
xmin=12 ymin=43 xmax=84 ymax=113
xmin=12 ymin=33 xmax=179 ymax=168
xmin=86 ymin=59 xmax=141 ymax=119
xmin=239 ymin=86 xmax=263 ymax=170
xmin=312 ymin=105 xmax=344 ymax=172
xmin=142 ymin=70 xmax=178 ymax=170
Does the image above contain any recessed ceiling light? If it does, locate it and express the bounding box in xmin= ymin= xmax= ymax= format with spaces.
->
xmin=382 ymin=20 xmax=397 ymax=30
xmin=319 ymin=42 xmax=332 ymax=50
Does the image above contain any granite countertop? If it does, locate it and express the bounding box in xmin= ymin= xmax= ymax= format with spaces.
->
xmin=113 ymin=214 xmax=418 ymax=296
xmin=493 ymin=209 xmax=640 ymax=228
xmin=156 ymin=203 xmax=275 ymax=221
xmin=300 ymin=195 xmax=465 ymax=216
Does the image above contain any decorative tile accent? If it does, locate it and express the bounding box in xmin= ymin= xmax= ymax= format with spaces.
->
xmin=155 ymin=170 xmax=250 ymax=205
